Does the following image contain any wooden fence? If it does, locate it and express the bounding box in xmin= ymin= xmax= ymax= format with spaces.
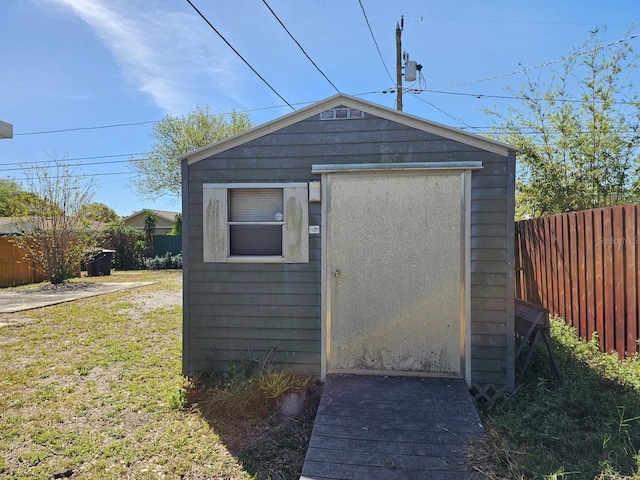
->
xmin=515 ymin=203 xmax=640 ymax=357
xmin=0 ymin=236 xmax=46 ymax=287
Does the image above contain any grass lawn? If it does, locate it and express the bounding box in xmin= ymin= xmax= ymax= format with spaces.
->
xmin=474 ymin=318 xmax=640 ymax=479
xmin=0 ymin=270 xmax=314 ymax=480
xmin=7 ymin=269 xmax=640 ymax=479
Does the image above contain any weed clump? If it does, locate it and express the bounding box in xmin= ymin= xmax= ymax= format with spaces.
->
xmin=475 ymin=318 xmax=640 ymax=479
xmin=179 ymin=365 xmax=321 ymax=480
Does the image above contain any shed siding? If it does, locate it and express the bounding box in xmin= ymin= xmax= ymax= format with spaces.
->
xmin=184 ymin=112 xmax=514 ymax=389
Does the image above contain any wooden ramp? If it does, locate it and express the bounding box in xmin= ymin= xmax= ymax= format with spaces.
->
xmin=301 ymin=375 xmax=484 ymax=480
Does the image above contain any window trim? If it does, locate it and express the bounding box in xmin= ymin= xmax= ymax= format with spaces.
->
xmin=203 ymin=182 xmax=309 ymax=264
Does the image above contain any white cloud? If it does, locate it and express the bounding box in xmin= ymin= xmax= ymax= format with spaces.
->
xmin=41 ymin=0 xmax=238 ymax=113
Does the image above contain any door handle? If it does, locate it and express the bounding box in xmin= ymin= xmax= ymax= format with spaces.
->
xmin=333 ymin=269 xmax=341 ymax=277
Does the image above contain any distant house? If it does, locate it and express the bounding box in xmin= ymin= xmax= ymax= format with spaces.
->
xmin=0 ymin=217 xmax=17 ymax=235
xmin=122 ymin=210 xmax=180 ymax=235
xmin=0 ymin=120 xmax=12 ymax=139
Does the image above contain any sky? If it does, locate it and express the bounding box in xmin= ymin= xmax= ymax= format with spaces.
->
xmin=1 ymin=0 xmax=639 ymax=217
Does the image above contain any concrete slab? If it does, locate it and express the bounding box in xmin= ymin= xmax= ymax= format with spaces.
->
xmin=0 ymin=282 xmax=154 ymax=313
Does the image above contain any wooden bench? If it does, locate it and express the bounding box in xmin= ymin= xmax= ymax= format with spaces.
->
xmin=515 ymin=298 xmax=562 ymax=385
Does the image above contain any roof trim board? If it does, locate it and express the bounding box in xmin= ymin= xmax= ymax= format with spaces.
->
xmin=311 ymin=161 xmax=483 ymax=174
xmin=179 ymin=94 xmax=516 ymax=165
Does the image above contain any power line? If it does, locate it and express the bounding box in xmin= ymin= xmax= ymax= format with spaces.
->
xmin=1 ymin=153 xmax=147 ymax=167
xmin=98 ymin=175 xmax=139 ymax=186
xmin=11 ymin=84 xmax=635 ymax=138
xmin=432 ymin=32 xmax=640 ymax=89
xmin=408 ymin=88 xmax=637 ymax=106
xmin=9 ymin=96 xmax=380 ymax=137
xmin=11 ymin=171 xmax=136 ymax=182
xmin=0 ymin=157 xmax=149 ymax=173
xmin=260 ymin=0 xmax=339 ymax=93
xmin=14 ymin=121 xmax=157 ymax=136
xmin=358 ymin=0 xmax=394 ymax=84
xmin=185 ymin=0 xmax=294 ymax=110
xmin=404 ymin=15 xmax=634 ymax=28
xmin=407 ymin=92 xmax=476 ymax=131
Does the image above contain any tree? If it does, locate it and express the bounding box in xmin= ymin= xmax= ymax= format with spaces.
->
xmin=0 ymin=178 xmax=41 ymax=216
xmin=12 ymin=158 xmax=96 ymax=284
xmin=487 ymin=29 xmax=640 ymax=219
xmin=98 ymin=220 xmax=146 ymax=270
xmin=143 ymin=210 xmax=157 ymax=240
xmin=168 ymin=213 xmax=182 ymax=236
xmin=130 ymin=105 xmax=253 ymax=198
xmin=78 ymin=202 xmax=119 ymax=223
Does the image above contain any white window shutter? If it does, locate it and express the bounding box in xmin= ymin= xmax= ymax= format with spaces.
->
xmin=283 ymin=185 xmax=309 ymax=263
xmin=202 ymin=185 xmax=228 ymax=262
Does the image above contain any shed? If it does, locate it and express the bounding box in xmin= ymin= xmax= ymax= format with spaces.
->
xmin=180 ymin=94 xmax=517 ymax=398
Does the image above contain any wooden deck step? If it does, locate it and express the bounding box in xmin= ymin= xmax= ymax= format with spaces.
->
xmin=301 ymin=375 xmax=484 ymax=480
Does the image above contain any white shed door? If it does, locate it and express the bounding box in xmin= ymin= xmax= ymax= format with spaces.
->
xmin=326 ymin=173 xmax=464 ymax=376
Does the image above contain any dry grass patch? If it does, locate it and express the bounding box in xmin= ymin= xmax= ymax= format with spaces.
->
xmin=0 ymin=271 xmax=315 ymax=480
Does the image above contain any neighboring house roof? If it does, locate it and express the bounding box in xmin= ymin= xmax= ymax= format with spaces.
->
xmin=0 ymin=217 xmax=16 ymax=235
xmin=179 ymin=93 xmax=516 ymax=165
xmin=0 ymin=120 xmax=12 ymax=139
xmin=122 ymin=210 xmax=181 ymax=224
xmin=0 ymin=217 xmax=106 ymax=235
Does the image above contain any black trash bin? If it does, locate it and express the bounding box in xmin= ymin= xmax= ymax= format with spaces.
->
xmin=86 ymin=249 xmax=115 ymax=276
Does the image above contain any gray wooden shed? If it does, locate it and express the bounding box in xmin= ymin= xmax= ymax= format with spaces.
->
xmin=180 ymin=94 xmax=517 ymax=398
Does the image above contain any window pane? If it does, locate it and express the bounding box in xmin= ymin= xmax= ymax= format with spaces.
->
xmin=230 ymin=225 xmax=282 ymax=256
xmin=229 ymin=188 xmax=283 ymax=222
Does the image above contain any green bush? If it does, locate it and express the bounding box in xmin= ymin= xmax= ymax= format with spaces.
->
xmin=98 ymin=221 xmax=146 ymax=270
xmin=143 ymin=253 xmax=182 ymax=270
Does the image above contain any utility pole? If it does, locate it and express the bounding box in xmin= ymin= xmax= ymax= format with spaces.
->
xmin=395 ymin=17 xmax=403 ymax=111
xmin=394 ymin=17 xmax=423 ymax=112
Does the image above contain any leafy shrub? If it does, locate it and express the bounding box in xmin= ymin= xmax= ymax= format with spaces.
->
xmin=143 ymin=253 xmax=182 ymax=270
xmin=98 ymin=221 xmax=146 ymax=270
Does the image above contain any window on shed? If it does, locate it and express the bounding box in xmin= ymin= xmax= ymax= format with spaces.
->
xmin=229 ymin=188 xmax=283 ymax=256
xmin=203 ymin=183 xmax=309 ymax=263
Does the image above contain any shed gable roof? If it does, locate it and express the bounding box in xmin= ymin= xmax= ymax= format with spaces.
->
xmin=180 ymin=93 xmax=515 ymax=165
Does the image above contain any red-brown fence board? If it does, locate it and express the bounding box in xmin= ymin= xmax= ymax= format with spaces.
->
xmin=578 ymin=211 xmax=587 ymax=340
xmin=603 ymin=210 xmax=615 ymax=353
xmin=569 ymin=213 xmax=580 ymax=338
xmin=594 ymin=209 xmax=605 ymax=344
xmin=560 ymin=214 xmax=570 ymax=320
xmin=624 ymin=204 xmax=638 ymax=355
xmin=551 ymin=215 xmax=560 ymax=314
xmin=0 ymin=237 xmax=46 ymax=287
xmin=516 ymin=203 xmax=640 ymax=357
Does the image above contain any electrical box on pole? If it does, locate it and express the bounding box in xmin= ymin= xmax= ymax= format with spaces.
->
xmin=395 ymin=16 xmax=422 ymax=112
xmin=404 ymin=61 xmax=417 ymax=82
